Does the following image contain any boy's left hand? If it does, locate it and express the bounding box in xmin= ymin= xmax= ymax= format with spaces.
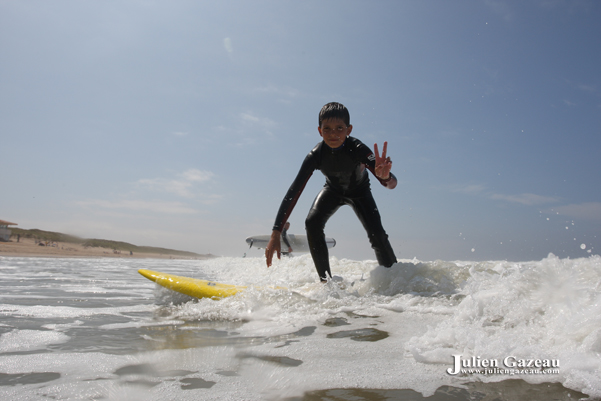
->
xmin=265 ymin=230 xmax=282 ymax=267
xmin=374 ymin=142 xmax=392 ymax=180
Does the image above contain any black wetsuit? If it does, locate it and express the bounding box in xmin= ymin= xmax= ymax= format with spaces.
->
xmin=272 ymin=136 xmax=397 ymax=281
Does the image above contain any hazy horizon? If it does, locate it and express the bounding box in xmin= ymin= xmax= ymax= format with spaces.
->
xmin=2 ymin=0 xmax=600 ymax=262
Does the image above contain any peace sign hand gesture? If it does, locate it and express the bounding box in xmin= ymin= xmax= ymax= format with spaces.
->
xmin=373 ymin=142 xmax=392 ymax=180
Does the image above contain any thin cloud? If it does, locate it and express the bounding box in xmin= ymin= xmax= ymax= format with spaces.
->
xmin=452 ymin=184 xmax=558 ymax=205
xmin=75 ymin=168 xmax=221 ymax=215
xmin=76 ymin=199 xmax=198 ymax=214
xmin=180 ymin=169 xmax=213 ymax=183
xmin=223 ymin=37 xmax=233 ymax=54
xmin=537 ymin=0 xmax=595 ymax=13
xmin=483 ymin=0 xmax=514 ymax=22
xmin=236 ymin=112 xmax=278 ymax=144
xmin=211 ymin=112 xmax=278 ymax=147
xmin=452 ymin=184 xmax=487 ymax=195
xmin=551 ymin=202 xmax=601 ymax=221
xmin=577 ymin=84 xmax=596 ymax=93
xmin=240 ymin=112 xmax=276 ymax=129
xmin=489 ymin=193 xmax=559 ymax=206
xmin=200 ymin=193 xmax=225 ymax=205
xmin=253 ymin=84 xmax=299 ymax=99
xmin=137 ymin=169 xmax=214 ymax=198
xmin=536 ymin=0 xmax=565 ymax=8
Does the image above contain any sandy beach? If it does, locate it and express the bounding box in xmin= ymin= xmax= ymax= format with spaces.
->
xmin=0 ymin=237 xmax=211 ymax=260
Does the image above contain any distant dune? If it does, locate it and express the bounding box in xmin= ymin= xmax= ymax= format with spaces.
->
xmin=0 ymin=228 xmax=214 ymax=260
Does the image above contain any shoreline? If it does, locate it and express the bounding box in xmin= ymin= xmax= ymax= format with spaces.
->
xmin=0 ymin=237 xmax=213 ymax=260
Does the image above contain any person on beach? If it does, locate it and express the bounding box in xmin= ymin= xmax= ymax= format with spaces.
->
xmin=281 ymin=222 xmax=293 ymax=255
xmin=265 ymin=102 xmax=398 ymax=282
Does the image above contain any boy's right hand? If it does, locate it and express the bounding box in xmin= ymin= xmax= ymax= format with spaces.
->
xmin=265 ymin=230 xmax=282 ymax=267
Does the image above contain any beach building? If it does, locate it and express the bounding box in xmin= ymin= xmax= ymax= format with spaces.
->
xmin=0 ymin=219 xmax=17 ymax=242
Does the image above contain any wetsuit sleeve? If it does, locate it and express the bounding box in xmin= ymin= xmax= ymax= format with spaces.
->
xmin=357 ymin=141 xmax=397 ymax=188
xmin=272 ymin=148 xmax=319 ymax=231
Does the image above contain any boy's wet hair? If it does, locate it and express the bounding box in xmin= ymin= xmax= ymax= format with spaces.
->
xmin=319 ymin=102 xmax=350 ymax=127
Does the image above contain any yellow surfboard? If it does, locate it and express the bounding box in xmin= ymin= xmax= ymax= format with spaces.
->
xmin=138 ymin=269 xmax=246 ymax=299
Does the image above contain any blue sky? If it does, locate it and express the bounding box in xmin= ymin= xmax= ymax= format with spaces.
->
xmin=1 ymin=0 xmax=600 ymax=262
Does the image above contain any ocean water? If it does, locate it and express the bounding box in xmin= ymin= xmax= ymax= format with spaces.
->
xmin=1 ymin=254 xmax=600 ymax=400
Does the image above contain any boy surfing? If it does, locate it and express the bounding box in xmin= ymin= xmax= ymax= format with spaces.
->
xmin=265 ymin=102 xmax=398 ymax=282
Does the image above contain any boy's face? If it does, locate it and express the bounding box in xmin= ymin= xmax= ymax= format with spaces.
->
xmin=318 ymin=118 xmax=352 ymax=149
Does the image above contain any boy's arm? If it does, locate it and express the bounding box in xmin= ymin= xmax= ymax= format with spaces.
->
xmin=266 ymin=148 xmax=318 ymax=267
xmin=272 ymin=155 xmax=315 ymax=231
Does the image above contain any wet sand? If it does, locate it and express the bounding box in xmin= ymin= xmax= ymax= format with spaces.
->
xmin=0 ymin=237 xmax=210 ymax=260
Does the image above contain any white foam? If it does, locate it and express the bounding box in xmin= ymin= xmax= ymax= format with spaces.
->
xmin=1 ymin=254 xmax=600 ymax=399
xmin=0 ymin=329 xmax=71 ymax=353
xmin=0 ymin=303 xmax=155 ymax=319
xmin=193 ymin=254 xmax=601 ymax=397
xmin=405 ymin=254 xmax=601 ymax=395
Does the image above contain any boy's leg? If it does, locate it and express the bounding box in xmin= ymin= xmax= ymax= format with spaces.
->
xmin=349 ymin=191 xmax=397 ymax=267
xmin=305 ymin=187 xmax=343 ymax=281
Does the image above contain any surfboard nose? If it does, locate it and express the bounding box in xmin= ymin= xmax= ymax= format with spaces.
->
xmin=138 ymin=269 xmax=160 ymax=282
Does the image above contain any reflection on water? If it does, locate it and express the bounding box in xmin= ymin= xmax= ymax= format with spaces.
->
xmin=290 ymin=380 xmax=592 ymax=401
xmin=326 ymin=328 xmax=389 ymax=342
xmin=0 ymin=372 xmax=61 ymax=387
